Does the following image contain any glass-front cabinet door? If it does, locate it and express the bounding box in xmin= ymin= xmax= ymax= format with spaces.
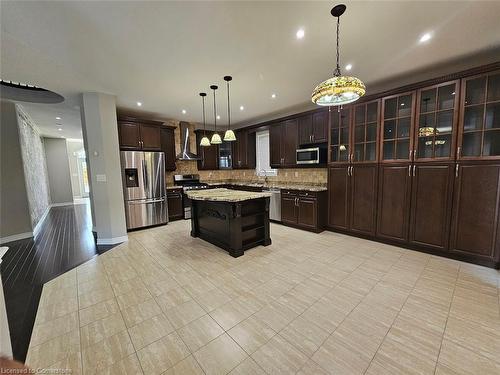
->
xmin=330 ymin=106 xmax=351 ymax=163
xmin=459 ymin=71 xmax=500 ymax=159
xmin=380 ymin=92 xmax=416 ymax=163
xmin=415 ymin=81 xmax=459 ymax=161
xmin=352 ymin=100 xmax=380 ymax=163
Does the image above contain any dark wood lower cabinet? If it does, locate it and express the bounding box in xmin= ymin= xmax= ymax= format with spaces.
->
xmin=281 ymin=192 xmax=298 ymax=225
xmin=167 ymin=188 xmax=183 ymax=221
xmin=376 ymin=164 xmax=412 ymax=243
xmin=328 ymin=164 xmax=377 ymax=236
xmin=409 ymin=163 xmax=453 ymax=251
xmin=328 ymin=166 xmax=349 ymax=230
xmin=281 ymin=190 xmax=326 ymax=232
xmin=327 ymin=161 xmax=500 ymax=268
xmin=449 ymin=162 xmax=500 ymax=265
xmin=350 ymin=164 xmax=378 ymax=236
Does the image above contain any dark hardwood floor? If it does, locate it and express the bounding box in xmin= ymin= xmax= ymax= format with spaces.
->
xmin=1 ymin=201 xmax=100 ymax=362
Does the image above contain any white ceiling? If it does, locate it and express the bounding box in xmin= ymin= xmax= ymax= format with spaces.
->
xmin=1 ymin=1 xmax=500 ymax=139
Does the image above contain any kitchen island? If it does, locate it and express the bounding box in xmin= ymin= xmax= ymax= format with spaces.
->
xmin=186 ymin=188 xmax=272 ymax=257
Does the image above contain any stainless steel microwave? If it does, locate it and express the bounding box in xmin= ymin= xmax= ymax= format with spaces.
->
xmin=296 ymin=147 xmax=327 ymax=164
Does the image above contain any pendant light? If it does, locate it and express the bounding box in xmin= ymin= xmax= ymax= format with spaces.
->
xmin=210 ymin=85 xmax=222 ymax=144
xmin=199 ymin=92 xmax=211 ymax=147
xmin=311 ymin=4 xmax=366 ymax=106
xmin=223 ymin=76 xmax=236 ymax=142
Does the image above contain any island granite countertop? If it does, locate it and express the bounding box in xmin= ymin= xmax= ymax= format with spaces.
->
xmin=203 ymin=180 xmax=327 ymax=192
xmin=186 ymin=188 xmax=272 ymax=202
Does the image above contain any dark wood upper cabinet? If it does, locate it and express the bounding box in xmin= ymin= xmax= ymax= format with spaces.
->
xmin=458 ymin=71 xmax=500 ymax=160
xmin=409 ymin=163 xmax=454 ymax=251
xmin=118 ymin=117 xmax=175 ymax=169
xmin=160 ymin=127 xmax=176 ymax=171
xmin=328 ymin=166 xmax=349 ymax=230
xmin=380 ymin=91 xmax=416 ymax=163
xmin=196 ymin=131 xmax=219 ymax=170
xmin=330 ymin=106 xmax=351 ymax=163
xmin=269 ymin=120 xmax=298 ymax=168
xmin=269 ymin=124 xmax=282 ymax=168
xmin=352 ymin=100 xmax=380 ymax=163
xmin=118 ymin=121 xmax=141 ymax=150
xmin=349 ymin=164 xmax=378 ymax=236
xmin=283 ymin=119 xmax=298 ymax=166
xmin=233 ymin=129 xmax=256 ymax=169
xmin=298 ymin=115 xmax=313 ymax=146
xmin=376 ymin=163 xmax=412 ymax=243
xmin=449 ymin=162 xmax=500 ymax=263
xmin=312 ymin=110 xmax=329 ymax=143
xmin=140 ymin=124 xmax=161 ymax=150
xmin=298 ymin=110 xmax=328 ymax=145
xmin=414 ymin=81 xmax=460 ymax=162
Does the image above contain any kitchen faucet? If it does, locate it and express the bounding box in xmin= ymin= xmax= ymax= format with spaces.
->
xmin=259 ymin=169 xmax=269 ymax=184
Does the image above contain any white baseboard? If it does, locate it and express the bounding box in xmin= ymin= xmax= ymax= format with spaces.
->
xmin=97 ymin=235 xmax=128 ymax=245
xmin=0 ymin=232 xmax=33 ymax=245
xmin=51 ymin=201 xmax=74 ymax=207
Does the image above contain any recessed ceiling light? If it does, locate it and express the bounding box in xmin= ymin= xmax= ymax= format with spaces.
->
xmin=271 ymin=93 xmax=277 ymax=99
xmin=136 ymin=102 xmax=142 ymax=107
xmin=217 ymin=115 xmax=221 ymax=120
xmin=419 ymin=32 xmax=432 ymax=43
xmin=296 ymin=28 xmax=305 ymax=39
xmin=182 ymin=109 xmax=187 ymax=114
xmin=56 ymin=116 xmax=61 ymax=120
xmin=58 ymin=128 xmax=62 ymax=131
xmin=239 ymin=106 xmax=244 ymax=111
xmin=345 ymin=64 xmax=352 ymax=71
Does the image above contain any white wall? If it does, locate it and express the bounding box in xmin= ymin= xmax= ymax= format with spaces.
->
xmin=44 ymin=138 xmax=74 ymax=205
xmin=80 ymin=92 xmax=127 ymax=244
xmin=0 ymin=101 xmax=33 ymax=242
xmin=66 ymin=139 xmax=84 ymax=198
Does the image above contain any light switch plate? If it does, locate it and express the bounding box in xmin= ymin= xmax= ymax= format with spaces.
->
xmin=96 ymin=174 xmax=107 ymax=182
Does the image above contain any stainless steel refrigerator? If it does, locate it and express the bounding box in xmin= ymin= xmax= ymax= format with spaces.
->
xmin=120 ymin=151 xmax=168 ymax=230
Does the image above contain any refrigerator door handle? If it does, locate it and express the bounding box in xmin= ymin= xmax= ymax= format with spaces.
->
xmin=142 ymin=159 xmax=149 ymax=194
xmin=129 ymin=198 xmax=165 ymax=204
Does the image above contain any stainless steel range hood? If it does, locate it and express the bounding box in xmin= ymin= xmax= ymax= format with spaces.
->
xmin=176 ymin=121 xmax=200 ymax=160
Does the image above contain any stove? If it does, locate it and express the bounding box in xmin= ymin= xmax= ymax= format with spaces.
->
xmin=173 ymin=174 xmax=209 ymax=218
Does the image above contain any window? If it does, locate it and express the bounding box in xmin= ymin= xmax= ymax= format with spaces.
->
xmin=255 ymin=130 xmax=277 ymax=176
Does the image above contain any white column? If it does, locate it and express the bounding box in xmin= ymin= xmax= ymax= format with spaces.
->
xmin=80 ymin=93 xmax=127 ymax=245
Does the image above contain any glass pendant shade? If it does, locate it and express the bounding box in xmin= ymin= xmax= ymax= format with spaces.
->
xmin=200 ymin=136 xmax=211 ymax=146
xmin=211 ymin=132 xmax=222 ymax=144
xmin=312 ymin=76 xmax=366 ymax=106
xmin=312 ymin=4 xmax=365 ymax=107
xmin=223 ymin=129 xmax=236 ymax=141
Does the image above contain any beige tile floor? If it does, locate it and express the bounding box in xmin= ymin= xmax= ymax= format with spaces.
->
xmin=26 ymin=220 xmax=500 ymax=375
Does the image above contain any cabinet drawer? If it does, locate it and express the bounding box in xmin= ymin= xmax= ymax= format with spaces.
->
xmin=298 ymin=191 xmax=318 ymax=198
xmin=282 ymin=190 xmax=298 ymax=196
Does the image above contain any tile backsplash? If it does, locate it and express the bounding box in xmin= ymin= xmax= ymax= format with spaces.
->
xmin=152 ymin=120 xmax=326 ymax=186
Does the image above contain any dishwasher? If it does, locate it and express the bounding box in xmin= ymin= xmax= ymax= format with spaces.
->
xmin=264 ymin=188 xmax=281 ymax=222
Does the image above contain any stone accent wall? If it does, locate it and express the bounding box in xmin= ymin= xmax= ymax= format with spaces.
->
xmin=16 ymin=105 xmax=51 ymax=228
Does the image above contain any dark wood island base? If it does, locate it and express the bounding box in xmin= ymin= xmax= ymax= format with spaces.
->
xmin=190 ymin=195 xmax=271 ymax=257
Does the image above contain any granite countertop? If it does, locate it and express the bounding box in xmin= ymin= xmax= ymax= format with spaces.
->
xmin=186 ymin=188 xmax=272 ymax=202
xmin=204 ymin=180 xmax=327 ymax=192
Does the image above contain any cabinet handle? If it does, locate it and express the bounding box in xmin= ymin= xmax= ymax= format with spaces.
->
xmin=312 ymin=134 xmax=315 ymax=142
xmin=412 ymin=165 xmax=416 ymax=177
xmin=351 ymin=166 xmax=354 ymax=177
xmin=408 ymin=165 xmax=412 ymax=176
xmin=347 ymin=167 xmax=350 ymax=176
xmin=457 ymin=147 xmax=461 ymax=159
xmin=455 ymin=163 xmax=459 ymax=178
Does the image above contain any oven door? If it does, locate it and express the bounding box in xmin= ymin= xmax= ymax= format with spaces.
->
xmin=296 ymin=147 xmax=320 ymax=164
